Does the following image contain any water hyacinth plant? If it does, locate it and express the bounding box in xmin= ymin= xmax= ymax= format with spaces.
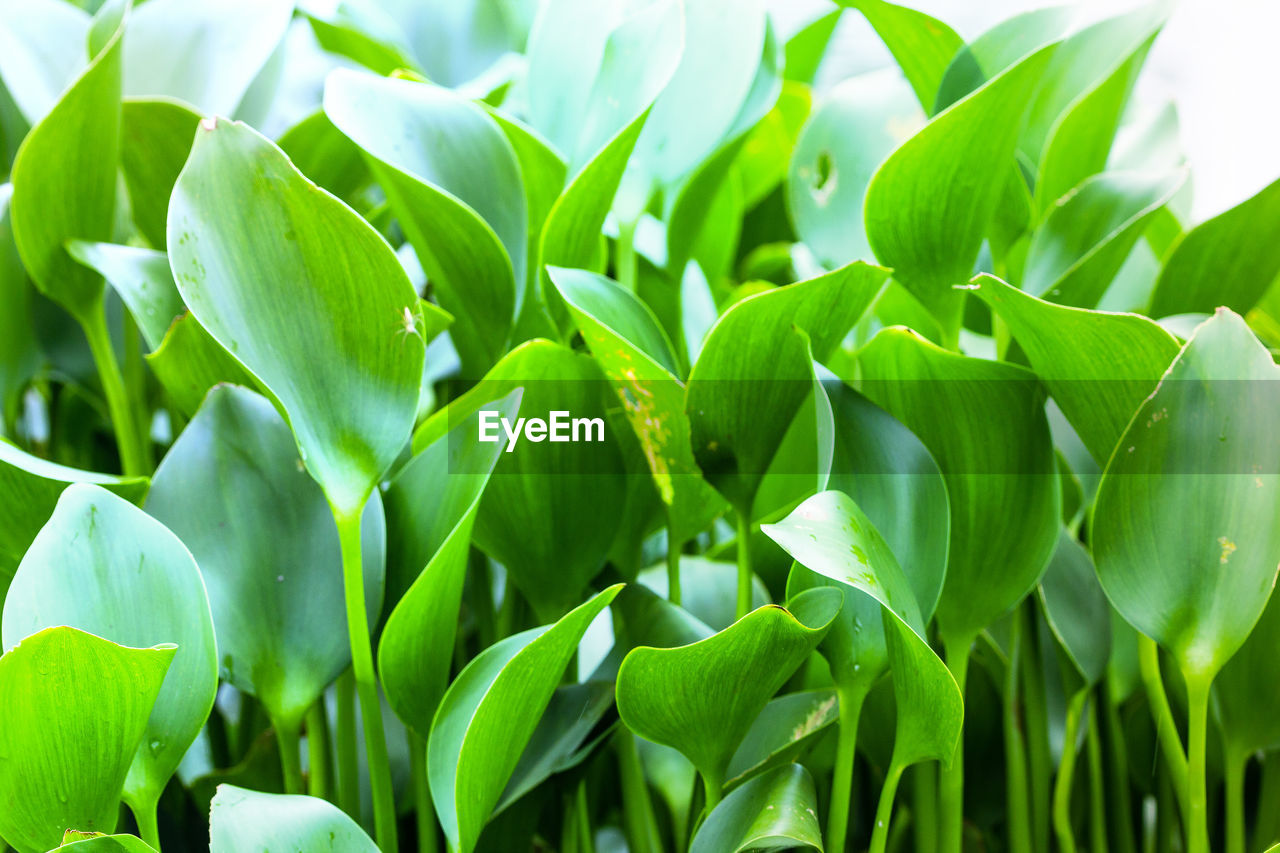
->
xmin=1 ymin=0 xmax=1279 ymax=852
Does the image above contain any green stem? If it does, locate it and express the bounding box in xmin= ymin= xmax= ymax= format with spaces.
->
xmin=1224 ymin=746 xmax=1246 ymax=853
xmin=335 ymin=670 xmax=359 ymax=818
xmin=276 ymin=716 xmax=304 ymax=794
xmin=1252 ymin=751 xmax=1280 ymax=852
xmin=1103 ymin=685 xmax=1137 ymax=853
xmin=130 ymin=798 xmax=160 ymax=852
xmin=912 ymin=763 xmax=938 ymax=853
xmin=1156 ymin=757 xmax=1176 ymax=853
xmin=617 ymin=728 xmax=663 ymax=853
xmin=667 ymin=533 xmax=682 ymax=607
xmin=411 ymin=732 xmax=439 ymax=853
xmin=938 ymin=633 xmax=971 ymax=853
xmin=828 ymin=681 xmax=870 ymax=853
xmin=306 ymin=701 xmax=331 ymax=801
xmin=1184 ymin=671 xmax=1212 ymax=853
xmin=869 ymin=762 xmax=906 ymax=853
xmin=1003 ymin=609 xmax=1033 ymax=853
xmin=701 ymin=768 xmax=724 ymax=816
xmin=81 ymin=300 xmax=149 ymax=475
xmin=616 ymin=216 xmax=639 ymax=293
xmin=1053 ymin=689 xmax=1088 ymax=853
xmin=1138 ymin=636 xmax=1189 ymax=816
xmin=333 ymin=507 xmax=397 ymax=852
xmin=577 ymin=780 xmax=595 ymax=853
xmin=735 ymin=512 xmax=752 ymax=620
xmin=1021 ymin=606 xmax=1052 ymax=853
xmin=1086 ymin=700 xmax=1109 ymax=853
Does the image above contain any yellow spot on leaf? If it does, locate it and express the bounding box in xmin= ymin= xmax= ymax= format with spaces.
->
xmin=1218 ymin=536 xmax=1237 ymax=565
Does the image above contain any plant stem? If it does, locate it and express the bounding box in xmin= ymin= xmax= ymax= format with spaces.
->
xmin=335 ymin=670 xmax=359 ymax=817
xmin=276 ymin=716 xmax=304 ymax=794
xmin=616 ymin=216 xmax=639 ymax=293
xmin=333 ymin=507 xmax=398 ymax=852
xmin=1156 ymin=757 xmax=1176 ymax=853
xmin=912 ymin=763 xmax=938 ymax=853
xmin=828 ymin=680 xmax=870 ymax=853
xmin=701 ymin=768 xmax=723 ymax=816
xmin=81 ymin=300 xmax=150 ymax=475
xmin=939 ymin=633 xmax=971 ymax=853
xmin=1054 ymin=689 xmax=1088 ymax=853
xmin=1020 ymin=606 xmax=1052 ymax=853
xmin=1184 ymin=671 xmax=1212 ymax=853
xmin=869 ymin=762 xmax=906 ymax=853
xmin=131 ymin=798 xmax=161 ymax=851
xmin=1138 ymin=635 xmax=1189 ymax=817
xmin=1003 ymin=609 xmax=1033 ymax=853
xmin=577 ymin=780 xmax=595 ymax=853
xmin=1086 ymin=700 xmax=1108 ymax=853
xmin=617 ymin=728 xmax=663 ymax=853
xmin=306 ymin=701 xmax=331 ymax=800
xmin=1103 ymin=684 xmax=1137 ymax=853
xmin=735 ymin=512 xmax=752 ymax=620
xmin=667 ymin=533 xmax=682 ymax=607
xmin=1224 ymin=746 xmax=1247 ymax=853
xmin=411 ymin=732 xmax=439 ymax=853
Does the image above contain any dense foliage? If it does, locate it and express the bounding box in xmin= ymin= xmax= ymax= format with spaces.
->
xmin=1 ymin=1 xmax=1279 ymax=852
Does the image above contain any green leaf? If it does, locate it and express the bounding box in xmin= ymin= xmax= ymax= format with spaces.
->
xmin=323 ymin=70 xmax=525 ymax=376
xmin=1024 ymin=170 xmax=1186 ymax=308
xmin=144 ymin=312 xmax=254 ymax=417
xmin=429 ymin=585 xmax=622 ymax=853
xmin=468 ymin=340 xmax=627 ymax=618
xmin=616 ymin=588 xmax=841 ymax=788
xmin=688 ymin=764 xmax=823 ymax=853
xmin=686 ymin=263 xmax=888 ymax=517
xmin=378 ymin=390 xmax=518 ymax=739
xmin=65 ymin=242 xmax=182 ymax=351
xmin=145 ymin=385 xmax=384 ymax=731
xmin=863 ymin=43 xmax=1057 ymax=336
xmin=121 ymin=0 xmax=292 ymax=116
xmin=1038 ymin=531 xmax=1110 ymax=685
xmin=860 ymin=327 xmax=1060 ymax=644
xmin=276 ymin=110 xmax=370 ymax=205
xmin=549 ymin=266 xmax=726 ymax=542
xmin=788 ymin=70 xmax=924 ymax=270
xmin=53 ymin=833 xmax=157 ymax=852
xmin=8 ymin=0 xmax=124 ymax=323
xmin=3 ymin=484 xmax=218 ymax=812
xmin=784 ymin=8 xmax=841 ymax=86
xmin=1092 ymin=309 xmax=1280 ymax=681
xmin=119 ymin=98 xmax=201 ymax=251
xmin=971 ymin=274 xmax=1180 ymax=466
xmin=1148 ymin=175 xmax=1280 ymax=318
xmin=168 ymin=118 xmax=424 ymax=517
xmin=932 ymin=6 xmax=1071 ymax=113
xmin=636 ymin=558 xmax=769 ymax=634
xmin=842 ymin=0 xmax=964 ymax=111
xmin=0 ymin=626 xmax=173 ymax=853
xmin=823 ymin=379 xmax=949 ymax=620
xmin=0 ymin=441 xmax=147 ymax=598
xmin=0 ymin=183 xmax=41 ymax=421
xmin=723 ymin=689 xmax=838 ymax=788
xmin=1214 ymin=590 xmax=1280 ymax=757
xmin=208 ymin=785 xmax=377 ymax=853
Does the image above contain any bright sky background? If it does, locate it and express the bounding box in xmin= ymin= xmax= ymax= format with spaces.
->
xmin=774 ymin=0 xmax=1280 ymax=221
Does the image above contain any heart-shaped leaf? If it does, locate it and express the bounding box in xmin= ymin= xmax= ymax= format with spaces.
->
xmin=429 ymin=585 xmax=622 ymax=853
xmin=972 ymin=273 xmax=1180 ymax=465
xmin=863 ymin=42 xmax=1056 ymax=338
xmin=3 ymin=484 xmax=218 ymax=818
xmin=0 ymin=627 xmax=173 ymax=853
xmin=378 ymin=390 xmax=519 ymax=739
xmin=1039 ymin=531 xmax=1110 ymax=686
xmin=1092 ymin=309 xmax=1280 ymax=682
xmin=688 ymin=764 xmax=823 ymax=853
xmin=208 ymin=785 xmax=377 ymax=853
xmin=616 ymin=588 xmax=841 ymax=795
xmin=323 ymin=70 xmax=525 ymax=376
xmin=145 ymin=385 xmax=384 ymax=732
xmin=167 ymin=117 xmax=424 ymax=517
xmin=859 ymin=327 xmax=1060 ymax=646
